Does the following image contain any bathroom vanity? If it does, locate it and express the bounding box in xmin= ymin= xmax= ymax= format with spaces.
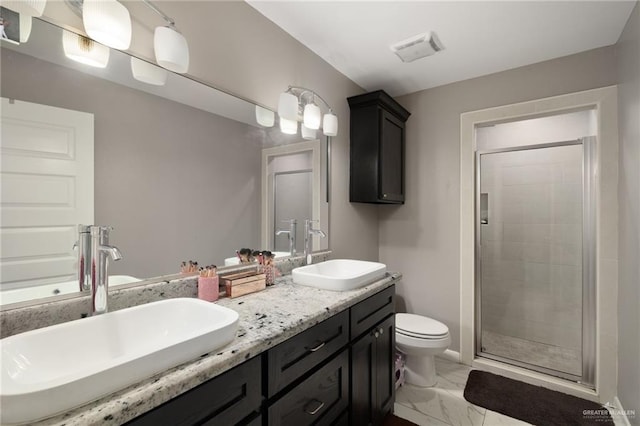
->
xmin=17 ymin=273 xmax=400 ymax=426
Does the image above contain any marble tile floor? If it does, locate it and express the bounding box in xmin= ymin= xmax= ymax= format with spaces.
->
xmin=394 ymin=357 xmax=531 ymax=426
xmin=394 ymin=357 xmax=626 ymax=426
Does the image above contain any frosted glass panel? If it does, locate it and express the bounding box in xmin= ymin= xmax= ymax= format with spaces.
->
xmin=479 ymin=144 xmax=583 ymax=377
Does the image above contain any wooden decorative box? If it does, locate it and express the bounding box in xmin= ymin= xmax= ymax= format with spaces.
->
xmin=220 ymin=271 xmax=266 ymax=298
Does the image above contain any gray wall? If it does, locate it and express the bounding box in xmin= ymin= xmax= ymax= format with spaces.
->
xmin=41 ymin=1 xmax=378 ymax=263
xmin=1 ymin=49 xmax=262 ymax=278
xmin=616 ymin=1 xmax=640 ymax=420
xmin=379 ymin=46 xmax=618 ymax=351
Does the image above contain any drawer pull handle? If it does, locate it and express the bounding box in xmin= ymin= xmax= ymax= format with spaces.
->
xmin=308 ymin=341 xmax=325 ymax=352
xmin=374 ymin=331 xmax=380 ymax=338
xmin=304 ymin=399 xmax=325 ymax=415
xmin=379 ymin=327 xmax=384 ymax=335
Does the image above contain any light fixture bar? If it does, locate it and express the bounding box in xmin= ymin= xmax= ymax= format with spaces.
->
xmin=277 ymin=86 xmax=338 ymax=137
xmin=287 ymin=86 xmax=334 ymax=113
xmin=66 ymin=0 xmax=177 ymax=30
xmin=141 ymin=0 xmax=175 ymax=28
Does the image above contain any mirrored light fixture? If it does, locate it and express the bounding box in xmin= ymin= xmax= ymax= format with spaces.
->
xmin=131 ymin=57 xmax=167 ymax=86
xmin=277 ymin=86 xmax=338 ymax=137
xmin=82 ymin=0 xmax=131 ymax=50
xmin=255 ymin=106 xmax=275 ymax=127
xmin=301 ymin=124 xmax=317 ymax=140
xmin=279 ymin=117 xmax=298 ymax=135
xmin=2 ymin=0 xmax=46 ymax=17
xmin=62 ymin=29 xmax=110 ymax=68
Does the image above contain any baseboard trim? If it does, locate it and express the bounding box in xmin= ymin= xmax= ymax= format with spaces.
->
xmin=436 ymin=349 xmax=460 ymax=363
xmin=611 ymin=396 xmax=634 ymax=426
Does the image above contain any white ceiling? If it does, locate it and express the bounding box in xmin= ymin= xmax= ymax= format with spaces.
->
xmin=246 ymin=1 xmax=636 ymax=97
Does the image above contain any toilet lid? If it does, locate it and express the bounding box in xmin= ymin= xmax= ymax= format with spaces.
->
xmin=396 ymin=313 xmax=449 ymax=338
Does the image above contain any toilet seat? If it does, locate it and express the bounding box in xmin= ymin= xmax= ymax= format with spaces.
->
xmin=396 ymin=313 xmax=449 ymax=339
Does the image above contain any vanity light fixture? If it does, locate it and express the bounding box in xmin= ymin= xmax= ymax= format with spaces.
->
xmin=19 ymin=13 xmax=32 ymax=42
xmin=62 ymin=29 xmax=110 ymax=68
xmin=64 ymin=0 xmax=189 ymax=73
xmin=154 ymin=25 xmax=189 ymax=73
xmin=82 ymin=0 xmax=131 ymax=50
xmin=130 ymin=57 xmax=167 ymax=86
xmin=276 ymin=86 xmax=338 ymax=137
xmin=255 ymin=105 xmax=275 ymax=127
xmin=140 ymin=0 xmax=189 ymax=73
xmin=2 ymin=0 xmax=46 ymax=17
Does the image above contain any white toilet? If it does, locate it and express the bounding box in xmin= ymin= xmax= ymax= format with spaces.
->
xmin=395 ymin=313 xmax=451 ymax=387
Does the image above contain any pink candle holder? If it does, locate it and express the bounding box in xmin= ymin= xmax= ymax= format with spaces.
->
xmin=198 ymin=276 xmax=219 ymax=302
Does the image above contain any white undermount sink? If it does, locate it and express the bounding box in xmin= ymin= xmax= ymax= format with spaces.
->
xmin=0 ymin=298 xmax=239 ymax=425
xmin=292 ymin=259 xmax=387 ymax=292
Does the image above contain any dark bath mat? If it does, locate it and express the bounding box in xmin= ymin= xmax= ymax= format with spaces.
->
xmin=464 ymin=370 xmax=613 ymax=425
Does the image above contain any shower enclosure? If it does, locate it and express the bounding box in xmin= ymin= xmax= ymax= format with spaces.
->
xmin=475 ymin=137 xmax=596 ymax=386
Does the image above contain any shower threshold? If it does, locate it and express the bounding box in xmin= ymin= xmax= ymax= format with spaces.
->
xmin=478 ymin=331 xmax=587 ymax=385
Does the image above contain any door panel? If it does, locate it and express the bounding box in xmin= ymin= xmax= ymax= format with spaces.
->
xmin=1 ymin=98 xmax=94 ymax=289
xmin=477 ymin=143 xmax=585 ymax=380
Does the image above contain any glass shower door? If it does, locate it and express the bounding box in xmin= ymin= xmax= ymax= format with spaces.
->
xmin=476 ymin=141 xmax=594 ymax=384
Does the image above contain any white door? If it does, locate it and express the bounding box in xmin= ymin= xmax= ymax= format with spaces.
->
xmin=1 ymin=98 xmax=94 ymax=290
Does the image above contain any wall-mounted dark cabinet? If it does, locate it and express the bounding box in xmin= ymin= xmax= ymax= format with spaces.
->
xmin=348 ymin=90 xmax=411 ymax=204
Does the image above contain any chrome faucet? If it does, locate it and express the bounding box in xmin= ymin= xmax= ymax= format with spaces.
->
xmin=89 ymin=226 xmax=122 ymax=315
xmin=275 ymin=219 xmax=297 ymax=257
xmin=304 ymin=219 xmax=326 ymax=264
xmin=73 ymin=225 xmax=92 ymax=292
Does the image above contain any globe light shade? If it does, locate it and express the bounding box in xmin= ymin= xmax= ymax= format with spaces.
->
xmin=301 ymin=124 xmax=317 ymax=140
xmin=83 ymin=0 xmax=132 ymax=50
xmin=277 ymin=92 xmax=299 ymax=121
xmin=255 ymin=106 xmax=275 ymax=127
xmin=279 ymin=116 xmax=298 ymax=135
xmin=322 ymin=113 xmax=338 ymax=137
xmin=19 ymin=13 xmax=32 ymax=43
xmin=303 ymin=103 xmax=321 ymax=130
xmin=2 ymin=0 xmax=46 ymax=17
xmin=62 ymin=30 xmax=110 ymax=68
xmin=154 ymin=26 xmax=189 ymax=73
xmin=131 ymin=57 xmax=168 ymax=86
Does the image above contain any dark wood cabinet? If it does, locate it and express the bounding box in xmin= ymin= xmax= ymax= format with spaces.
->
xmin=348 ymin=90 xmax=411 ymax=204
xmin=268 ymin=350 xmax=350 ymax=425
xmin=127 ymin=285 xmax=396 ymax=426
xmin=125 ymin=356 xmax=262 ymax=426
xmin=267 ymin=310 xmax=349 ymax=398
xmin=350 ymin=289 xmax=396 ymax=426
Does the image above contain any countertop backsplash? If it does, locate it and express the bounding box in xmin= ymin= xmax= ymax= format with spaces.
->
xmin=0 ymin=251 xmax=331 ymax=338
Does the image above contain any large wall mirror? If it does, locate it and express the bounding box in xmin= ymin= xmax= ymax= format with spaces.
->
xmin=0 ymin=16 xmax=329 ymax=308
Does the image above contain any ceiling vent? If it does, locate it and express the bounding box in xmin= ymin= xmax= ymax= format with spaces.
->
xmin=390 ymin=31 xmax=445 ymax=63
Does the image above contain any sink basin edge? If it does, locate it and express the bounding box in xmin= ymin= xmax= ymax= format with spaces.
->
xmin=0 ymin=298 xmax=239 ymax=425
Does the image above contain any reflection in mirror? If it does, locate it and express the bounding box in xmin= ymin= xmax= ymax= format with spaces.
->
xmin=0 ymin=18 xmax=329 ymax=308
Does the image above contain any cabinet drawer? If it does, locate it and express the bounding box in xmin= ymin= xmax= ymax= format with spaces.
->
xmin=126 ymin=356 xmax=261 ymax=426
xmin=350 ymin=285 xmax=395 ymax=339
xmin=268 ymin=350 xmax=349 ymax=426
xmin=267 ymin=309 xmax=349 ymax=397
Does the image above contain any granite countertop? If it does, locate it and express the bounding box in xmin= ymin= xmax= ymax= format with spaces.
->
xmin=31 ymin=272 xmax=401 ymax=426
